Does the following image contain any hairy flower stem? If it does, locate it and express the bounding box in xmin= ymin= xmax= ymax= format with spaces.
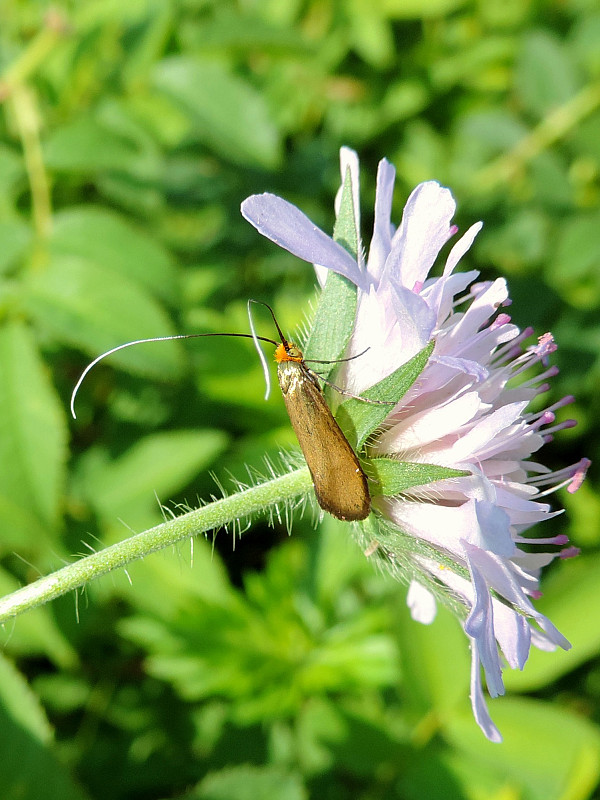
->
xmin=0 ymin=466 xmax=313 ymax=623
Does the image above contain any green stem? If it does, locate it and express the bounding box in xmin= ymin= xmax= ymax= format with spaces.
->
xmin=0 ymin=466 xmax=313 ymax=623
xmin=12 ymin=86 xmax=53 ymax=246
xmin=471 ymin=81 xmax=600 ymax=191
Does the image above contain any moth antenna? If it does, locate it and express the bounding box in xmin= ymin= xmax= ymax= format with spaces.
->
xmin=305 ymin=347 xmax=371 ymax=365
xmin=249 ymin=299 xmax=289 ymax=346
xmin=70 ymin=328 xmax=279 ymax=420
xmin=70 ymin=334 xmax=192 ymax=420
xmin=247 ymin=299 xmax=272 ymax=400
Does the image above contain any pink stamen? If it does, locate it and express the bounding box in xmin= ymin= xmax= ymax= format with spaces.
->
xmin=518 ymin=534 xmax=569 ymax=546
xmin=490 ymin=313 xmax=511 ymax=330
xmin=543 ymin=419 xmax=577 ymax=437
xmin=568 ymin=458 xmax=591 ymax=494
xmin=531 ymin=411 xmax=555 ymax=430
xmin=531 ymin=333 xmax=557 ymax=361
xmin=560 ymin=546 xmax=580 ymax=560
xmin=494 ymin=326 xmax=535 ymax=364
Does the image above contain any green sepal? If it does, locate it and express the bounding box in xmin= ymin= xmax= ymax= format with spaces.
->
xmin=332 ymin=166 xmax=359 ymax=259
xmin=303 ymin=273 xmax=356 ymax=373
xmin=358 ymin=514 xmax=471 ymax=617
xmin=336 ymin=339 xmax=435 ymax=449
xmin=367 ymin=458 xmax=470 ymax=497
xmin=304 ymin=167 xmax=359 ymax=374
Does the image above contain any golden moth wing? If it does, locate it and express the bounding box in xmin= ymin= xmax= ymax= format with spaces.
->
xmin=278 ymin=362 xmax=370 ymax=521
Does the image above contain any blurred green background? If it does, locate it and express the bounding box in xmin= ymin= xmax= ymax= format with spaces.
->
xmin=0 ymin=1 xmax=599 ymax=798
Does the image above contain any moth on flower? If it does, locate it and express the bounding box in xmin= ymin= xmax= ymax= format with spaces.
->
xmin=241 ymin=147 xmax=589 ymax=743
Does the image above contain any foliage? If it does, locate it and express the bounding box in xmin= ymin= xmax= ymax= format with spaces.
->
xmin=0 ymin=0 xmax=599 ymax=798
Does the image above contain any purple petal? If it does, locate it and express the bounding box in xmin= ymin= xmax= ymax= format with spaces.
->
xmin=241 ymin=193 xmax=365 ymax=288
xmin=475 ymin=500 xmax=515 ymax=557
xmin=431 ymin=354 xmax=489 ymax=382
xmin=466 ymin=544 xmax=571 ymax=651
xmin=470 ymin=647 xmax=503 ymax=742
xmin=464 ymin=552 xmax=504 ymax=697
xmin=390 ymin=284 xmax=436 ymax=354
xmin=449 ymin=402 xmax=530 ymax=462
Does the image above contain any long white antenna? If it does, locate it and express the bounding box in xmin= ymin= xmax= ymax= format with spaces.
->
xmin=247 ymin=299 xmax=272 ymax=400
xmin=70 ymin=335 xmax=194 ymax=419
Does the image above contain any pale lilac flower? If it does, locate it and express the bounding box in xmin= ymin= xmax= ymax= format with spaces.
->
xmin=241 ymin=147 xmax=589 ymax=742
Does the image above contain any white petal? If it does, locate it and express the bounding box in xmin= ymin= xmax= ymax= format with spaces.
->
xmin=492 ymin=599 xmax=531 ymax=669
xmin=449 ymin=402 xmax=529 ymax=463
xmin=336 ymin=147 xmax=364 ymax=270
xmin=444 ymin=222 xmax=483 ymax=276
xmin=367 ymin=158 xmax=396 ymax=283
xmin=424 ymin=269 xmax=480 ymax=327
xmin=384 ymin=182 xmax=457 ymax=290
xmin=444 ymin=278 xmax=509 ymax=347
xmin=407 ymin=581 xmax=437 ymax=624
xmin=376 ymin=391 xmax=482 ymax=452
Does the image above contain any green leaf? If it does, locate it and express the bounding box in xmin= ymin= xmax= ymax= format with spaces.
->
xmin=51 ymin=206 xmax=179 ymax=305
xmin=313 ymin=516 xmax=375 ymax=608
xmin=43 ymin=113 xmax=142 ymax=172
xmin=0 ymin=653 xmax=52 ymax=744
xmin=191 ymin=764 xmax=306 ymax=800
xmin=25 ymin=254 xmax=184 ymax=380
xmin=547 ymin=212 xmax=600 ymax=300
xmin=382 ymin=0 xmax=469 ymax=18
xmin=77 ymin=429 xmax=229 ymax=522
xmin=178 ymin=15 xmax=313 ymax=56
xmin=0 ymin=220 xmax=31 ymax=274
xmin=0 ymin=145 xmax=24 ymax=190
xmin=114 ymin=534 xmax=235 ymax=618
xmin=504 ymin=553 xmax=600 ymax=692
xmin=516 ymin=31 xmax=581 ymax=118
xmin=0 ymin=321 xmax=68 ymax=536
xmin=445 ymin=697 xmax=600 ymax=800
xmin=152 ymin=57 xmax=281 ymax=169
xmin=337 ymin=340 xmax=435 ymax=449
xmin=0 ymin=698 xmax=88 ymax=800
xmin=368 ymin=458 xmax=469 ymax=497
xmin=393 ymin=598 xmax=470 ymax=719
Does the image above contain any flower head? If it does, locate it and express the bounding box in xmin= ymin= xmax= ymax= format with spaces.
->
xmin=241 ymin=148 xmax=589 ymax=742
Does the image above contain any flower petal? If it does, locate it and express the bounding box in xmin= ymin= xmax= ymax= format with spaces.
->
xmin=407 ymin=581 xmax=437 ymax=624
xmin=444 ymin=222 xmax=483 ymax=276
xmin=470 ymin=646 xmax=503 ymax=742
xmin=367 ymin=158 xmax=397 ymax=283
xmin=240 ymin=193 xmax=364 ymax=287
xmin=336 ymin=146 xmax=363 ymax=269
xmin=464 ymin=549 xmax=504 ymax=698
xmin=383 ymin=182 xmax=457 ymax=290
